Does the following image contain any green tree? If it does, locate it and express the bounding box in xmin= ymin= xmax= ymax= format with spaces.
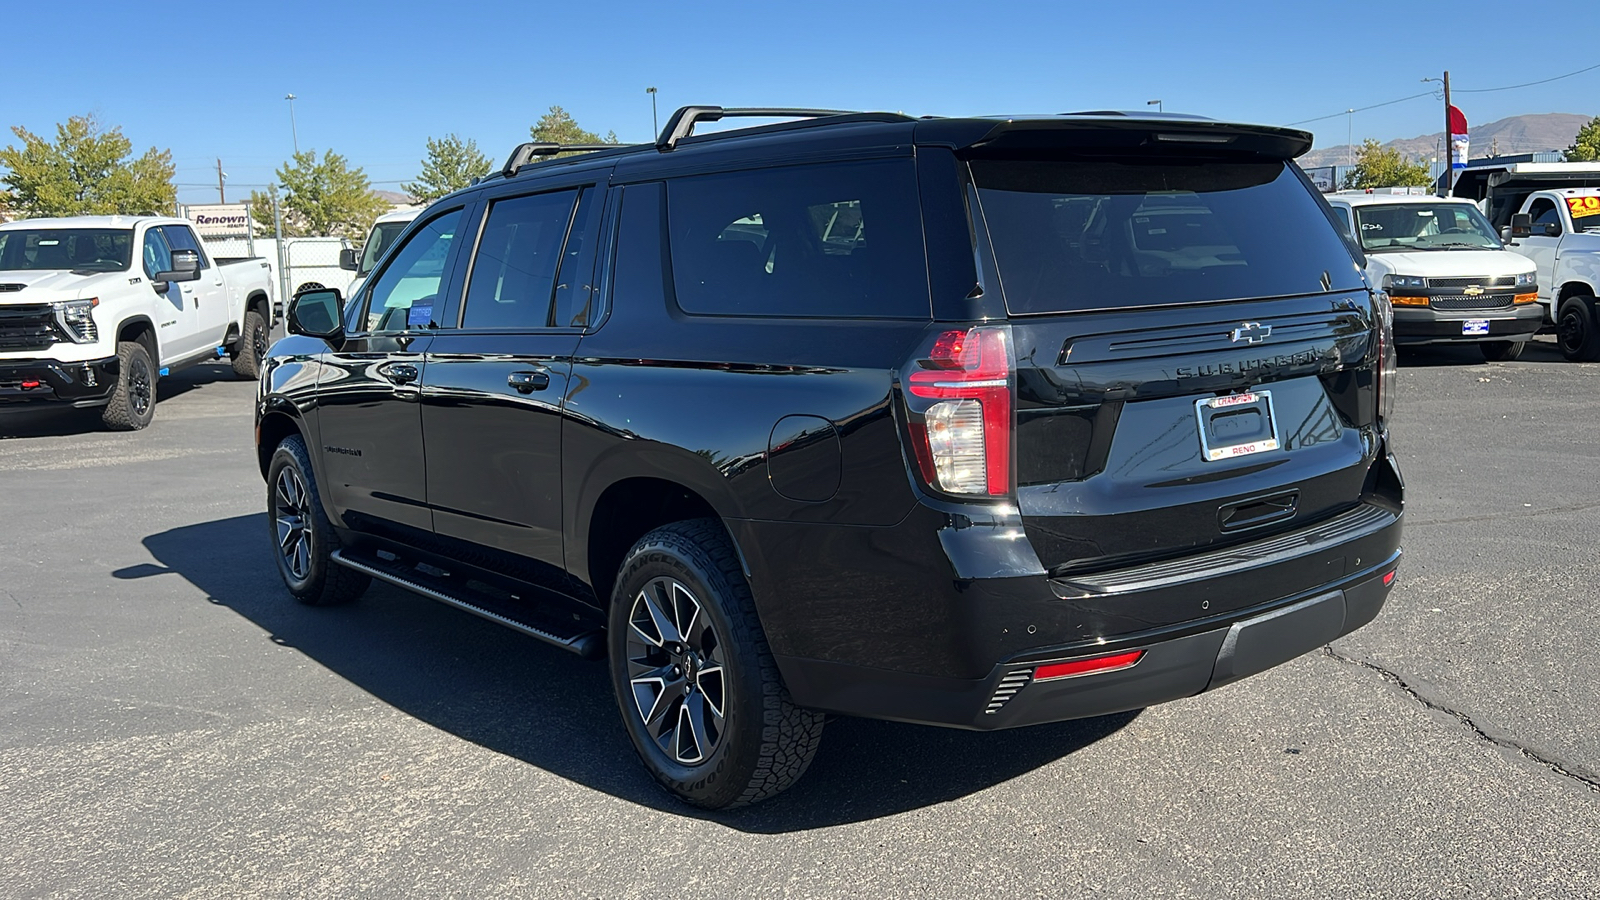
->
xmin=249 ymin=149 xmax=388 ymax=238
xmin=402 ymin=133 xmax=492 ymax=203
xmin=1342 ymin=138 xmax=1434 ymax=190
xmin=1566 ymin=116 xmax=1600 ymax=162
xmin=530 ymin=105 xmax=619 ymax=152
xmin=0 ymin=114 xmax=175 ymax=217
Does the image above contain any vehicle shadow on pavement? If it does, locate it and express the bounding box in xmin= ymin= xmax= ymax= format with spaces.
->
xmin=0 ymin=364 xmax=243 ymax=438
xmin=1399 ymin=336 xmax=1567 ymax=368
xmin=129 ymin=514 xmax=1135 ymax=831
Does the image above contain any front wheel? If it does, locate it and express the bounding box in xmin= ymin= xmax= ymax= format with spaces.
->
xmin=608 ymin=519 xmax=824 ymax=809
xmin=1557 ymin=296 xmax=1600 ymax=362
xmin=1480 ymin=340 xmax=1525 ymax=362
xmin=101 ymin=338 xmax=156 ymax=431
xmin=266 ymin=435 xmax=370 ymax=606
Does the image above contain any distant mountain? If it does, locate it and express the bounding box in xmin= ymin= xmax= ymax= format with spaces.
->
xmin=375 ymin=189 xmax=417 ymax=206
xmin=1300 ymin=113 xmax=1592 ymax=169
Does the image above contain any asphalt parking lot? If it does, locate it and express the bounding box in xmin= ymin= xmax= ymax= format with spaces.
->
xmin=2 ymin=338 xmax=1598 ymax=899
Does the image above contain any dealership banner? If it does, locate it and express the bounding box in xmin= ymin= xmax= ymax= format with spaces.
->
xmin=185 ymin=204 xmax=252 ymax=239
xmin=1449 ymin=106 xmax=1469 ymax=169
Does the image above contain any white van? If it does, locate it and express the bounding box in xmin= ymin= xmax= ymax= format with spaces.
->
xmin=1326 ymin=192 xmax=1540 ymax=361
xmin=340 ymin=207 xmax=422 ymax=299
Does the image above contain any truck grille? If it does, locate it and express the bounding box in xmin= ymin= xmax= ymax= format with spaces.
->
xmin=1428 ymin=276 xmax=1515 ymax=290
xmin=1432 ymin=293 xmax=1516 ymax=310
xmin=0 ymin=304 xmax=57 ymax=351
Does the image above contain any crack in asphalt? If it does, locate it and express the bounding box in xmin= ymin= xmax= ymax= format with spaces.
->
xmin=1406 ymin=499 xmax=1600 ymax=528
xmin=1322 ymin=645 xmax=1600 ymax=794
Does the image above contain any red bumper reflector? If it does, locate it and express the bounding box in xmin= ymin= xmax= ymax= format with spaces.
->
xmin=21 ymin=380 xmax=41 ymax=389
xmin=1034 ymin=649 xmax=1145 ymax=682
xmin=1383 ymin=570 xmax=1396 ymax=586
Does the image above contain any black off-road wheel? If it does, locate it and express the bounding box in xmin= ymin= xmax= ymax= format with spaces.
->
xmin=100 ymin=338 xmax=157 ymax=431
xmin=231 ymin=309 xmax=268 ymax=380
xmin=1480 ymin=340 xmax=1525 ymax=362
xmin=266 ymin=435 xmax=370 ymax=606
xmin=608 ymin=518 xmax=824 ymax=809
xmin=1557 ymin=295 xmax=1600 ymax=362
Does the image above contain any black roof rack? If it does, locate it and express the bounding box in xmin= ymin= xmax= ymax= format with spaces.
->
xmin=655 ymin=106 xmax=904 ymax=151
xmin=500 ymin=142 xmax=644 ymax=178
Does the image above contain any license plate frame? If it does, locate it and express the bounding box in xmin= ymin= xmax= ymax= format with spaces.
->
xmin=1195 ymin=391 xmax=1281 ymax=462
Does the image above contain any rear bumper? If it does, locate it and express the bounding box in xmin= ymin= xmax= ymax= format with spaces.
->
xmin=1392 ymin=303 xmax=1542 ymax=345
xmin=775 ymin=556 xmax=1396 ymax=730
xmin=736 ymin=480 xmax=1403 ymax=729
xmin=0 ymin=355 xmax=118 ymax=407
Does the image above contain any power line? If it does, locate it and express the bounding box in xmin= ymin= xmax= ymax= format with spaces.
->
xmin=1456 ymin=61 xmax=1600 ymax=94
xmin=1288 ymin=91 xmax=1437 ymax=126
xmin=1289 ymin=60 xmax=1600 ymax=129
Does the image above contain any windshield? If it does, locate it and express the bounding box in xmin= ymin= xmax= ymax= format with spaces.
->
xmin=972 ymin=158 xmax=1363 ymax=315
xmin=359 ymin=221 xmax=410 ymax=275
xmin=1567 ymin=196 xmax=1600 ymax=232
xmin=1354 ymin=203 xmax=1500 ymax=252
xmin=0 ymin=228 xmax=134 ymax=272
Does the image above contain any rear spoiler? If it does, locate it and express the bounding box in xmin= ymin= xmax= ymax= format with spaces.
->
xmin=914 ymin=116 xmax=1313 ymax=160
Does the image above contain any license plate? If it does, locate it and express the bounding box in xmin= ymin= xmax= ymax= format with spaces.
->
xmin=1463 ymin=319 xmax=1490 ymax=335
xmin=1196 ymin=391 xmax=1281 ymax=462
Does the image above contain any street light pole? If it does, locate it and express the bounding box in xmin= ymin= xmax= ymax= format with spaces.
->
xmin=1346 ymin=109 xmax=1355 ymax=168
xmin=1147 ymin=99 xmax=1162 ymax=113
xmin=285 ymin=93 xmax=299 ymax=156
xmin=646 ymin=86 xmax=659 ymax=137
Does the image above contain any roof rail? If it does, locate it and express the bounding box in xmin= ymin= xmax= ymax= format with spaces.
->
xmin=655 ymin=106 xmax=876 ymax=151
xmin=500 ymin=142 xmax=642 ymax=178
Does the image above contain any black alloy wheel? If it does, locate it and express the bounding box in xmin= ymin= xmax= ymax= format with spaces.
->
xmin=625 ymin=576 xmax=729 ymax=765
xmin=274 ymin=465 xmax=312 ymax=581
xmin=128 ymin=354 xmax=152 ymax=418
xmin=608 ymin=519 xmax=824 ymax=809
xmin=1557 ymin=296 xmax=1600 ymax=362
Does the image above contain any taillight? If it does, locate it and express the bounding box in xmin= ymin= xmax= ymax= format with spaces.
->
xmin=906 ymin=326 xmax=1012 ymax=496
xmin=1375 ymin=291 xmax=1397 ymax=425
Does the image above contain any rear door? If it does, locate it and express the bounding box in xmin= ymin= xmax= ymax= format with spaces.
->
xmin=317 ymin=204 xmax=469 ymax=536
xmin=419 ymin=180 xmax=605 ymax=571
xmin=963 ymin=151 xmax=1378 ymax=586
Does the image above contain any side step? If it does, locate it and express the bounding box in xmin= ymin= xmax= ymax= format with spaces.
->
xmin=331 ymin=549 xmax=606 ymax=659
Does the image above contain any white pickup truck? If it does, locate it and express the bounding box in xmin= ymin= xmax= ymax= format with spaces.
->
xmin=1505 ymin=189 xmax=1600 ymax=360
xmin=0 ymin=216 xmax=275 ymax=429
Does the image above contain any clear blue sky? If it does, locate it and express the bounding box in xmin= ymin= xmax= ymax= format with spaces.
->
xmin=7 ymin=0 xmax=1596 ymax=204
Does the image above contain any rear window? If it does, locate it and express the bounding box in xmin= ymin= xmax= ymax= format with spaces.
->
xmin=666 ymin=159 xmax=929 ymax=318
xmin=971 ymin=159 xmax=1363 ymax=315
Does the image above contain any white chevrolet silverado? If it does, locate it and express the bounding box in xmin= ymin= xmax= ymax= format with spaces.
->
xmin=1504 ymin=189 xmax=1600 ymax=360
xmin=0 ymin=216 xmax=274 ymax=429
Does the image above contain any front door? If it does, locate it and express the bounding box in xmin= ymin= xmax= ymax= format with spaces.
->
xmin=420 ymin=185 xmax=601 ymax=572
xmin=139 ymin=227 xmax=205 ymax=363
xmin=161 ymin=225 xmax=230 ymax=349
xmin=316 ymin=206 xmax=467 ymax=536
xmin=1513 ymin=198 xmax=1563 ymax=314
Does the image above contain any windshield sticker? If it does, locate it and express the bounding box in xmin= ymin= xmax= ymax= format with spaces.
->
xmin=1567 ymin=196 xmax=1600 ymax=219
xmin=407 ymin=304 xmax=433 ymax=328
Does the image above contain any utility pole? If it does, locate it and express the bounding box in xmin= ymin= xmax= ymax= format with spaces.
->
xmin=216 ymin=158 xmax=226 ymax=203
xmin=1442 ymin=71 xmax=1453 ymax=196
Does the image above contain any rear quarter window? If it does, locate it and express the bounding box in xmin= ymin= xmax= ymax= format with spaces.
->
xmin=665 ymin=159 xmax=930 ymax=319
xmin=971 ymin=158 xmax=1364 ymax=315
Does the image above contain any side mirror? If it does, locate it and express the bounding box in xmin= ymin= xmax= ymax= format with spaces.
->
xmin=338 ymin=247 xmax=358 ymax=271
xmin=154 ymin=248 xmax=201 ymax=284
xmin=1542 ymin=222 xmax=1563 ymax=237
xmin=288 ymin=288 xmax=344 ymax=341
xmin=1510 ymin=213 xmax=1532 ymax=238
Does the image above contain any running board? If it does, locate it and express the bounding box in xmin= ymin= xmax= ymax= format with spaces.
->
xmin=330 ymin=549 xmax=605 ymax=659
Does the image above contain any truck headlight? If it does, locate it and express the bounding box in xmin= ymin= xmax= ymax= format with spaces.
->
xmin=1515 ymin=271 xmax=1537 ymax=287
xmin=1381 ymin=274 xmax=1427 ymax=291
xmin=52 ymin=298 xmax=99 ymax=344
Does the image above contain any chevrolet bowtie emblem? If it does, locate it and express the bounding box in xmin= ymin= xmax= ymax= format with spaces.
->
xmin=1463 ymin=285 xmax=1484 ymax=296
xmin=1231 ymin=322 xmax=1271 ymax=344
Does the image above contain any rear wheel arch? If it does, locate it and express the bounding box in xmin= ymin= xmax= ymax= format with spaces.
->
xmin=581 ymin=476 xmax=738 ymax=609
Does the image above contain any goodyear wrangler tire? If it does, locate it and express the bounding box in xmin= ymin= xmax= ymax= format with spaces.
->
xmin=267 ymin=434 xmax=370 ymax=606
xmin=608 ymin=518 xmax=824 ymax=809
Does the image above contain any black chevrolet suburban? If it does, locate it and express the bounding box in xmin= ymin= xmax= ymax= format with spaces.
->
xmin=256 ymin=106 xmax=1404 ymax=808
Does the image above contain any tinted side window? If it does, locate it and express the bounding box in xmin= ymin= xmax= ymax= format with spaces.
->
xmin=461 ymin=190 xmax=577 ymax=329
xmin=666 ymin=159 xmax=929 ymax=318
xmin=1530 ymin=199 xmax=1562 ymax=230
xmin=606 ymin=182 xmax=669 ymax=324
xmin=365 ymin=209 xmax=462 ymax=332
xmin=142 ymin=228 xmax=172 ymax=280
xmin=554 ymin=187 xmax=603 ymax=328
xmin=159 ymin=225 xmax=209 ymax=268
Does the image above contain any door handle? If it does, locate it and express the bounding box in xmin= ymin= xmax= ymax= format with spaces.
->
xmin=382 ymin=362 xmax=420 ymax=386
xmin=508 ymin=370 xmax=550 ymax=393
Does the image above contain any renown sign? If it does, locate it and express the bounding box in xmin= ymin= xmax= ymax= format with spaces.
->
xmin=185 ymin=203 xmax=252 ymax=239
